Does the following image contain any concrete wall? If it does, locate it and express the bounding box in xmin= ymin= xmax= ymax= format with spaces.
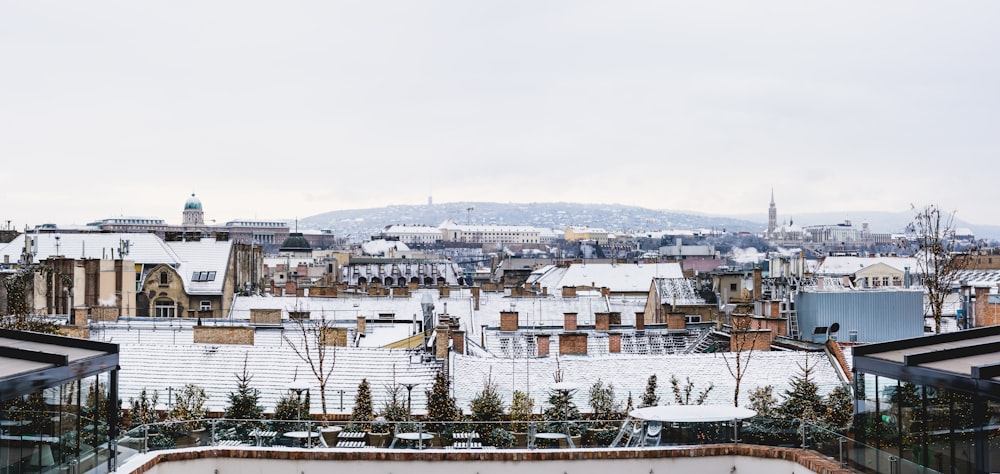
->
xmin=122 ymin=447 xmax=826 ymax=474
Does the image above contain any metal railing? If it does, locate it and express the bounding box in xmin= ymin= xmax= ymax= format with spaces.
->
xmin=111 ymin=417 xmax=940 ymax=474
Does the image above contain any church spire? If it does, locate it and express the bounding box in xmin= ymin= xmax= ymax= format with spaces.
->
xmin=767 ymin=189 xmax=777 ymax=236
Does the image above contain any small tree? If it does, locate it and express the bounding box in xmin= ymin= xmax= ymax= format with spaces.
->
xmin=778 ymin=357 xmax=825 ymax=423
xmin=378 ymin=383 xmax=408 ymax=432
xmin=127 ymin=389 xmax=161 ymax=429
xmin=509 ymin=390 xmax=535 ymax=433
xmin=748 ymin=385 xmax=778 ymax=418
xmin=168 ymin=384 xmax=208 ymax=431
xmin=273 ymin=391 xmax=311 ymax=432
xmin=543 ymin=387 xmax=582 ymax=437
xmin=907 ymin=204 xmax=973 ymax=333
xmin=2 ymin=268 xmax=60 ymax=334
xmin=641 ymin=375 xmax=659 ymax=407
xmin=222 ymin=357 xmax=264 ymax=435
xmin=426 ymin=370 xmax=461 ymax=433
xmin=824 ymin=384 xmax=854 ymax=431
xmin=350 ymin=379 xmax=374 ymax=431
xmin=470 ymin=377 xmax=508 ymax=445
xmin=670 ymin=375 xmax=714 ymax=405
xmin=719 ymin=312 xmax=761 ymax=407
xmin=588 ymin=379 xmax=621 ymax=422
xmin=283 ymin=310 xmax=338 ymax=421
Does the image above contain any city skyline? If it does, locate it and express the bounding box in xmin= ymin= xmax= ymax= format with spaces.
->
xmin=3 ymin=1 xmax=999 ymax=227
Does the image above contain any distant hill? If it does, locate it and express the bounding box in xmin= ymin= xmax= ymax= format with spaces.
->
xmin=298 ymin=202 xmax=1000 ymax=242
xmin=732 ymin=210 xmax=1000 ymax=240
xmin=298 ymin=202 xmax=764 ymax=241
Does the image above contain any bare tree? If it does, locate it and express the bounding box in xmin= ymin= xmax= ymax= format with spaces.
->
xmin=907 ymin=204 xmax=972 ymax=333
xmin=283 ymin=310 xmax=338 ymax=420
xmin=718 ymin=310 xmax=761 ymax=407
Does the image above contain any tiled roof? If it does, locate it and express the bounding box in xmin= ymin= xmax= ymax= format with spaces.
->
xmin=115 ymin=339 xmax=439 ymax=415
xmin=453 ymin=350 xmax=846 ymax=411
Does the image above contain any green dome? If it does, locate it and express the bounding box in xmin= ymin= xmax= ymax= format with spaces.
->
xmin=280 ymin=233 xmax=312 ymax=251
xmin=184 ymin=193 xmax=203 ymax=210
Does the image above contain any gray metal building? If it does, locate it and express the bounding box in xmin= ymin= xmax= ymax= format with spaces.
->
xmin=795 ymin=289 xmax=924 ymax=343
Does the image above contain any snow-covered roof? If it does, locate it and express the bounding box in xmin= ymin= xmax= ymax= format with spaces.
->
xmin=453 ymin=351 xmax=846 ymax=411
xmin=167 ymin=239 xmax=233 ymax=295
xmin=0 ymin=232 xmax=182 ymax=265
xmin=382 ymin=225 xmax=441 ymax=235
xmin=653 ymin=278 xmax=706 ymax=305
xmin=112 ymin=339 xmax=438 ymax=415
xmin=566 ymin=226 xmax=609 ymax=233
xmin=0 ymin=233 xmax=233 ymax=295
xmin=527 ymin=263 xmax=684 ymax=293
xmin=437 ymin=220 xmax=542 ymax=233
xmin=951 ymin=270 xmax=1000 ymax=289
xmin=816 ymin=256 xmax=918 ymax=276
xmin=361 ymin=239 xmax=411 ymax=256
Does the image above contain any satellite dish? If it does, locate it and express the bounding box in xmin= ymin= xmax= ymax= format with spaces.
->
xmin=829 ymin=322 xmax=840 ymax=333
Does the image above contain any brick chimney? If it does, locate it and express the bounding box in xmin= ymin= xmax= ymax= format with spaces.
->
xmin=753 ymin=267 xmax=762 ymax=300
xmin=471 ymin=286 xmax=481 ymax=311
xmin=285 ymin=280 xmax=297 ymax=296
xmin=536 ymin=334 xmax=550 ymax=357
xmin=559 ymin=333 xmax=588 ymax=355
xmin=562 ymin=286 xmax=577 ymax=298
xmin=439 ymin=286 xmax=451 ymax=298
xmin=564 ymin=312 xmax=578 ymax=331
xmin=608 ymin=332 xmax=621 ymax=353
xmin=500 ymin=311 xmax=519 ymax=331
xmin=435 ymin=323 xmax=450 ymax=359
xmin=667 ymin=311 xmax=686 ymax=331
xmin=356 ymin=316 xmax=367 ymax=334
xmin=975 ymin=286 xmax=990 ymax=327
xmin=452 ymin=330 xmax=465 ymax=355
xmin=595 ymin=312 xmax=610 ymax=331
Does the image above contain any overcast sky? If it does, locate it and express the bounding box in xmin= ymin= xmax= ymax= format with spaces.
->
xmin=2 ymin=1 xmax=998 ymax=228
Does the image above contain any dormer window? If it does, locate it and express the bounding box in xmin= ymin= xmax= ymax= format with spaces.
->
xmin=191 ymin=271 xmax=217 ymax=282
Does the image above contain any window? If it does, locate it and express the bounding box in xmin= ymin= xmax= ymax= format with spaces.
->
xmin=154 ymin=300 xmax=175 ymax=318
xmin=159 ymin=271 xmax=169 ymax=286
xmin=685 ymin=315 xmax=702 ymax=324
xmin=199 ymin=300 xmax=212 ymax=311
xmin=729 ymin=283 xmax=737 ymax=292
xmin=191 ymin=271 xmax=217 ymax=282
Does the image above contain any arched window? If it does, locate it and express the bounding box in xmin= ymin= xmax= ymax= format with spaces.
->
xmin=159 ymin=271 xmax=169 ymax=286
xmin=154 ymin=299 xmax=175 ymax=318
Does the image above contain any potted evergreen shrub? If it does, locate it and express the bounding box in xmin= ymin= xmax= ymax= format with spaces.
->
xmin=508 ymin=390 xmax=534 ymax=447
xmin=168 ymin=384 xmax=208 ymax=446
xmin=587 ymin=379 xmax=620 ymax=447
xmin=470 ymin=377 xmax=510 ymax=448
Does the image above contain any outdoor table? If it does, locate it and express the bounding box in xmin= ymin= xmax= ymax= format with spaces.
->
xmin=534 ymin=432 xmax=574 ymax=448
xmin=610 ymin=405 xmax=757 ymax=447
xmin=391 ymin=432 xmax=434 ymax=449
xmin=283 ymin=431 xmax=319 ymax=447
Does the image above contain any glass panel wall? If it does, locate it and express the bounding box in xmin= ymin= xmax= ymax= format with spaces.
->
xmin=856 ymin=371 xmax=996 ymax=474
xmin=1 ymin=373 xmax=115 ymax=474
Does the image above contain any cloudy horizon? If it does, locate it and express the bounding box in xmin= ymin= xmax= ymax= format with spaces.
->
xmin=3 ymin=1 xmax=999 ymax=228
